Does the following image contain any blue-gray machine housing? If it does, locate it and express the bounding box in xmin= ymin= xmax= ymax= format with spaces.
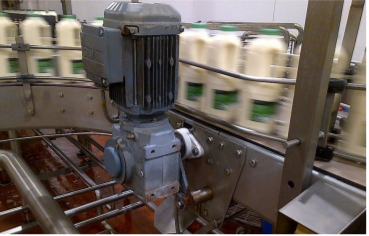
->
xmin=81 ymin=1 xmax=183 ymax=202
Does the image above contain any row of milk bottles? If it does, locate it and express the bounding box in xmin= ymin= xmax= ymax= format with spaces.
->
xmin=178 ymin=24 xmax=296 ymax=137
xmin=0 ymin=12 xmax=104 ymax=78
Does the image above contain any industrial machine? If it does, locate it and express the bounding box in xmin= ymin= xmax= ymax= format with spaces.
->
xmin=0 ymin=0 xmax=366 ymax=234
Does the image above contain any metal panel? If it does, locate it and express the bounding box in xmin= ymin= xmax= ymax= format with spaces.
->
xmin=166 ymin=111 xmax=246 ymax=225
xmin=0 ymin=84 xmax=116 ymax=132
xmin=279 ymin=179 xmax=366 ymax=234
xmin=277 ymin=0 xmax=345 ymax=226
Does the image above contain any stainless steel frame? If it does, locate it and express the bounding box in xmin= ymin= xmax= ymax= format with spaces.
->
xmin=0 ymin=150 xmax=79 ymax=234
xmin=0 ymin=0 xmax=366 ymax=233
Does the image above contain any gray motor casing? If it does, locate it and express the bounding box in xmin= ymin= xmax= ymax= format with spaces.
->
xmin=104 ymin=118 xmax=181 ymax=202
xmin=81 ymin=1 xmax=182 ymax=116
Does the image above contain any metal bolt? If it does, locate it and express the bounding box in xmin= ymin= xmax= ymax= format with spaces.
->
xmin=126 ymin=133 xmax=135 ymax=140
xmin=249 ymin=159 xmax=257 ymax=167
xmin=189 ymin=128 xmax=195 ymax=133
xmin=204 ymin=210 xmax=208 ymax=216
xmin=206 ymin=137 xmax=213 ymax=144
xmin=27 ymin=109 xmax=34 ymax=115
xmin=176 ymin=122 xmax=182 ymax=128
xmin=218 ymin=142 xmax=225 ymax=150
xmin=60 ymin=108 xmax=65 ymax=113
xmin=110 ymin=100 xmax=114 ymax=104
xmin=59 ymin=92 xmax=63 ymax=97
xmin=177 ymin=201 xmax=184 ymax=210
xmin=140 ymin=171 xmax=144 ymax=177
xmin=99 ymin=28 xmax=104 ymax=36
xmin=89 ymin=110 xmax=94 ymax=115
xmin=88 ymin=95 xmax=93 ymax=99
xmin=235 ymin=150 xmax=242 ymax=158
xmin=192 ymin=147 xmax=199 ymax=156
xmin=25 ymin=93 xmax=31 ymax=99
xmin=224 ymin=168 xmax=231 ymax=175
xmin=206 ymin=158 xmax=212 ymax=165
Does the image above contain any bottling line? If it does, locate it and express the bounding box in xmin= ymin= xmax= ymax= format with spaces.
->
xmin=0 ymin=0 xmax=366 ymax=234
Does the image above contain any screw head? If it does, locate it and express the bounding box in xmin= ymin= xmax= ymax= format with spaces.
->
xmin=89 ymin=110 xmax=94 ymax=115
xmin=60 ymin=108 xmax=65 ymax=113
xmin=224 ymin=168 xmax=231 ymax=175
xmin=88 ymin=95 xmax=93 ymax=99
xmin=249 ymin=159 xmax=257 ymax=167
xmin=25 ymin=93 xmax=31 ymax=99
xmin=218 ymin=142 xmax=225 ymax=150
xmin=27 ymin=109 xmax=34 ymax=115
xmin=99 ymin=28 xmax=104 ymax=36
xmin=189 ymin=128 xmax=195 ymax=133
xmin=192 ymin=147 xmax=199 ymax=156
xmin=235 ymin=150 xmax=242 ymax=158
xmin=206 ymin=137 xmax=213 ymax=144
xmin=176 ymin=122 xmax=182 ymax=128
xmin=59 ymin=92 xmax=63 ymax=97
xmin=204 ymin=210 xmax=208 ymax=216
xmin=140 ymin=171 xmax=144 ymax=177
xmin=206 ymin=158 xmax=212 ymax=165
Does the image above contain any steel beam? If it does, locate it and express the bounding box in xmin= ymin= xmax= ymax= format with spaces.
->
xmin=276 ymin=0 xmax=344 ymax=233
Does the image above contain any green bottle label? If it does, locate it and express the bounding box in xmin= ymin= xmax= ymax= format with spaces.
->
xmin=186 ymin=82 xmax=203 ymax=101
xmin=71 ymin=60 xmax=84 ymax=74
xmin=213 ymin=90 xmax=238 ymax=110
xmin=8 ymin=58 xmax=19 ymax=73
xmin=38 ymin=58 xmax=54 ymax=73
xmin=250 ymin=100 xmax=276 ymax=123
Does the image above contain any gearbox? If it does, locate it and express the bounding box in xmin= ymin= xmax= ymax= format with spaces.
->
xmin=81 ymin=1 xmax=183 ymax=202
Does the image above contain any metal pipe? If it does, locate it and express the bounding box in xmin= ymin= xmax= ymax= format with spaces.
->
xmin=196 ymin=216 xmax=223 ymax=234
xmin=346 ymin=83 xmax=366 ymax=90
xmin=7 ymin=131 xmax=21 ymax=156
xmin=59 ymin=129 xmax=105 ymax=170
xmin=180 ymin=58 xmax=296 ymax=85
xmin=33 ymin=129 xmax=115 ymax=231
xmin=2 ymin=192 xmax=136 ymax=234
xmin=191 ymin=187 xmax=213 ymax=205
xmin=0 ymin=150 xmax=79 ymax=234
xmin=333 ymin=150 xmax=366 ymax=163
xmin=0 ymin=43 xmax=82 ymax=51
xmin=33 ymin=129 xmax=104 ymax=214
xmin=0 ymin=131 xmax=111 ymax=144
xmin=0 ymin=180 xmax=116 ymax=218
xmin=75 ymin=130 xmax=105 ymax=151
xmin=0 ymin=76 xmax=92 ymax=82
xmin=99 ymin=88 xmax=120 ymax=123
xmin=74 ymin=202 xmax=144 ymax=229
xmin=64 ymin=190 xmax=134 ymax=216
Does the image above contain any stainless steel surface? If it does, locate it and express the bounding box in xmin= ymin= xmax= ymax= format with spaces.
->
xmin=0 ymin=85 xmax=115 ymax=132
xmin=279 ymin=179 xmax=366 ymax=234
xmin=179 ymin=58 xmax=296 ymax=85
xmin=337 ymin=0 xmax=365 ymax=70
xmin=277 ymin=2 xmax=344 ymax=234
xmin=0 ymin=131 xmax=111 ymax=144
xmin=154 ymin=194 xmax=198 ymax=233
xmin=0 ymin=150 xmax=79 ymax=234
xmin=195 ymin=216 xmax=223 ymax=234
xmin=174 ymin=103 xmax=286 ymax=144
xmin=167 ymin=112 xmax=246 ymax=225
